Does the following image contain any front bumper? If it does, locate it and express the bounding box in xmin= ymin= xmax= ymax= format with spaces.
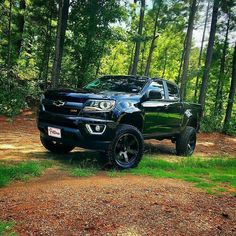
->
xmin=37 ymin=112 xmax=117 ymax=151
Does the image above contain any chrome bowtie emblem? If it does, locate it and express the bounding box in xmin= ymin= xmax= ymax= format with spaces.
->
xmin=53 ymin=100 xmax=65 ymax=107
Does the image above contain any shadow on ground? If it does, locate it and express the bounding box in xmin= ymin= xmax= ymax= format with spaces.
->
xmin=24 ymin=142 xmax=176 ymax=170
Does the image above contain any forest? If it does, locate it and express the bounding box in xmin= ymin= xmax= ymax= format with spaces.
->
xmin=0 ymin=0 xmax=236 ymax=135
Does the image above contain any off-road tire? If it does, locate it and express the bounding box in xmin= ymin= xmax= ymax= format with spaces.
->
xmin=40 ymin=135 xmax=74 ymax=154
xmin=106 ymin=124 xmax=144 ymax=169
xmin=176 ymin=126 xmax=196 ymax=156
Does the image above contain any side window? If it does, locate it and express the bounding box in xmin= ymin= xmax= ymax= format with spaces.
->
xmin=167 ymin=83 xmax=179 ymax=100
xmin=147 ymin=81 xmax=165 ymax=99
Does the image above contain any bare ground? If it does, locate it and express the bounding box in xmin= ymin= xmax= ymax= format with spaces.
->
xmin=0 ymin=112 xmax=236 ymax=235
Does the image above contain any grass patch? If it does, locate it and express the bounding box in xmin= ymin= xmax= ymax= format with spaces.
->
xmin=106 ymin=171 xmax=125 ymax=178
xmin=122 ymin=156 xmax=236 ymax=195
xmin=71 ymin=167 xmax=97 ymax=177
xmin=215 ymin=187 xmax=226 ymax=193
xmin=194 ymin=182 xmax=216 ymax=188
xmin=0 ymin=161 xmax=52 ymax=187
xmin=0 ymin=220 xmax=16 ymax=235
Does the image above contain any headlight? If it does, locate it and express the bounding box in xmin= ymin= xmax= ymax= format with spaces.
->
xmin=83 ymin=100 xmax=115 ymax=112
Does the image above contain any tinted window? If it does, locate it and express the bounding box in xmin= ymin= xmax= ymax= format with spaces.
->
xmin=167 ymin=83 xmax=179 ymax=100
xmin=147 ymin=81 xmax=165 ymax=99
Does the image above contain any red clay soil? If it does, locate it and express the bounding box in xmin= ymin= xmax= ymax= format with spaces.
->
xmin=0 ymin=112 xmax=236 ymax=235
xmin=0 ymin=174 xmax=236 ymax=236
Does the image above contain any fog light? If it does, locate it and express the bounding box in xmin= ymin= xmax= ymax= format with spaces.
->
xmin=86 ymin=124 xmax=106 ymax=135
xmin=95 ymin=125 xmax=101 ymax=132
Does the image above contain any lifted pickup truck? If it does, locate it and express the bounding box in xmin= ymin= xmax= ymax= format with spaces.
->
xmin=37 ymin=75 xmax=202 ymax=169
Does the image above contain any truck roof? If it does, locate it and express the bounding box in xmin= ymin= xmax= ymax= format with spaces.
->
xmin=100 ymin=75 xmax=178 ymax=87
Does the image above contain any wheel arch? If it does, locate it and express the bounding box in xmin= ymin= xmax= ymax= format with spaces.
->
xmin=119 ymin=112 xmax=144 ymax=132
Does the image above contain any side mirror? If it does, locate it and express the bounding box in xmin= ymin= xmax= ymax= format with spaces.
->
xmin=148 ymin=90 xmax=162 ymax=100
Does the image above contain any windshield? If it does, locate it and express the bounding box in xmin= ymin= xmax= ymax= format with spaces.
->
xmin=84 ymin=76 xmax=147 ymax=93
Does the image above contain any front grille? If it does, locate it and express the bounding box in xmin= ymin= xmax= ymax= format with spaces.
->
xmin=44 ymin=104 xmax=80 ymax=116
xmin=42 ymin=97 xmax=84 ymax=116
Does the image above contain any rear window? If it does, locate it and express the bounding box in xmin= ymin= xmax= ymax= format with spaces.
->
xmin=147 ymin=81 xmax=165 ymax=99
xmin=167 ymin=83 xmax=179 ymax=100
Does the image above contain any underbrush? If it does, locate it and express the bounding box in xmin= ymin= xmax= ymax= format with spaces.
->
xmin=201 ymin=115 xmax=236 ymax=136
xmin=0 ymin=161 xmax=52 ymax=187
xmin=0 ymin=76 xmax=41 ymax=117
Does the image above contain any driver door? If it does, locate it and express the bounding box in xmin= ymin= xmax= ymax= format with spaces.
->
xmin=142 ymin=80 xmax=172 ymax=137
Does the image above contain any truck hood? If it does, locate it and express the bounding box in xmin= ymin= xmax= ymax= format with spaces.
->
xmin=44 ymin=89 xmax=141 ymax=103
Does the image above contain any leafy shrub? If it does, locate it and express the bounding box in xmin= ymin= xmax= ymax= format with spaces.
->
xmin=0 ymin=72 xmax=42 ymax=117
xmin=224 ymin=119 xmax=236 ymax=136
xmin=200 ymin=115 xmax=223 ymax=133
xmin=0 ymin=87 xmax=27 ymax=117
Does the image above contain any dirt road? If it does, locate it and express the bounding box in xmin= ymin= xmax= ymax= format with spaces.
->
xmin=0 ymin=113 xmax=236 ymax=235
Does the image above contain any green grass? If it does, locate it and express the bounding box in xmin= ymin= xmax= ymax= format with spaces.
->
xmin=122 ymin=156 xmax=236 ymax=195
xmin=71 ymin=167 xmax=97 ymax=177
xmin=2 ymin=151 xmax=235 ymax=196
xmin=0 ymin=220 xmax=16 ymax=236
xmin=0 ymin=161 xmax=52 ymax=187
xmin=106 ymin=170 xmax=125 ymax=178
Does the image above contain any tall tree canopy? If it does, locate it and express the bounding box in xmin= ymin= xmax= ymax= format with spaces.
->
xmin=0 ymin=0 xmax=235 ymax=135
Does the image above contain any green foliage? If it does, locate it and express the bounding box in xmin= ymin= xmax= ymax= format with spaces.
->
xmin=0 ymin=89 xmax=26 ymax=117
xmin=200 ymin=115 xmax=236 ymax=136
xmin=223 ymin=119 xmax=236 ymax=136
xmin=0 ymin=73 xmax=27 ymax=116
xmin=0 ymin=75 xmax=42 ymax=116
xmin=0 ymin=161 xmax=52 ymax=187
xmin=0 ymin=220 xmax=16 ymax=236
xmin=0 ymin=0 xmax=235 ymax=133
xmin=200 ymin=115 xmax=223 ymax=133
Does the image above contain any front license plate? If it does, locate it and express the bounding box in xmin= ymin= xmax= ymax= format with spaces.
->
xmin=48 ymin=127 xmax=61 ymax=138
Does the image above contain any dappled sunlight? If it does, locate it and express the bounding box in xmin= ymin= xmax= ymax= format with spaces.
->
xmin=0 ymin=144 xmax=15 ymax=149
xmin=197 ymin=141 xmax=215 ymax=146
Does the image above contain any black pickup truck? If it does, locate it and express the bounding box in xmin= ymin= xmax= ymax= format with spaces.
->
xmin=37 ymin=75 xmax=202 ymax=169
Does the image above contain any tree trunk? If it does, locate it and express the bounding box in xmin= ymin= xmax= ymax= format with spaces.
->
xmin=7 ymin=0 xmax=12 ymax=85
xmin=128 ymin=45 xmax=135 ymax=74
xmin=223 ymin=42 xmax=236 ymax=131
xmin=95 ymin=43 xmax=105 ymax=77
xmin=162 ymin=48 xmax=168 ymax=77
xmin=176 ymin=35 xmax=186 ymax=84
xmin=180 ymin=0 xmax=197 ymax=100
xmin=198 ymin=0 xmax=219 ymax=111
xmin=51 ymin=0 xmax=70 ymax=88
xmin=140 ymin=39 xmax=146 ymax=75
xmin=130 ymin=0 xmax=145 ymax=75
xmin=128 ymin=0 xmax=138 ymax=75
xmin=16 ymin=0 xmax=26 ymax=57
xmin=214 ymin=14 xmax=230 ymax=115
xmin=144 ymin=1 xmax=162 ymax=76
xmin=110 ymin=50 xmax=118 ymax=74
xmin=194 ymin=0 xmax=210 ymax=102
xmin=42 ymin=8 xmax=53 ymax=88
xmin=77 ymin=0 xmax=98 ymax=87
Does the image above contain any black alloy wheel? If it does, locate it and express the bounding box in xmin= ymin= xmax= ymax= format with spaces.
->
xmin=114 ymin=133 xmax=139 ymax=167
xmin=106 ymin=124 xmax=144 ymax=169
xmin=176 ymin=126 xmax=197 ymax=156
